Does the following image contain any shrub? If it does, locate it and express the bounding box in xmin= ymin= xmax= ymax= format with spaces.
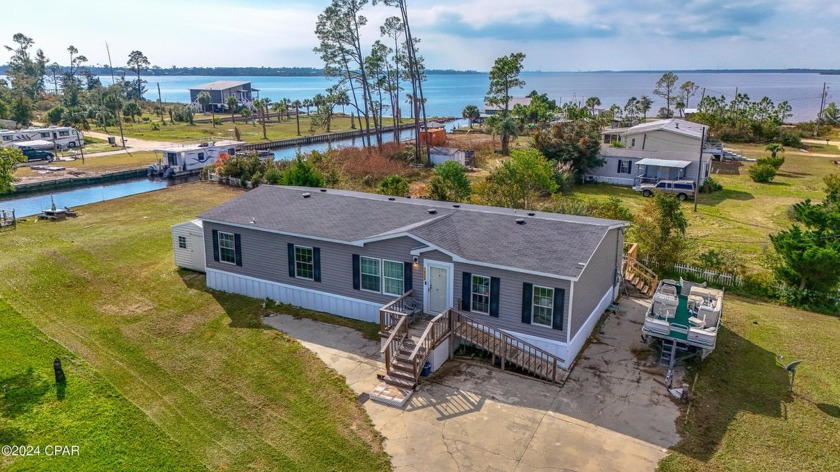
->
xmin=700 ymin=176 xmax=723 ymax=193
xmin=776 ymin=129 xmax=802 ymax=148
xmin=213 ymin=117 xmax=223 ymax=126
xmin=150 ymin=122 xmax=160 ymax=131
xmin=749 ymin=163 xmax=777 ymax=183
xmin=281 ymin=157 xmax=324 ymax=187
xmin=265 ymin=166 xmax=284 ymax=185
xmin=46 ymin=106 xmax=66 ymax=125
xmin=378 ymin=175 xmax=410 ymax=197
xmin=552 ymin=170 xmax=576 ymax=194
xmin=429 ymin=161 xmax=471 ymax=202
xmin=756 ymin=156 xmax=785 ymax=169
xmin=822 ymin=173 xmax=840 ymax=197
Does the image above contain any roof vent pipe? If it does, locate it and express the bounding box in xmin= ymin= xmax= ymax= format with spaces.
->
xmin=515 ymin=218 xmax=526 ymax=225
xmin=302 ymin=192 xmax=311 ymax=198
xmin=527 ymin=212 xmax=535 ymax=216
xmin=453 ymin=204 xmax=461 ymax=208
xmin=319 ymin=188 xmax=327 ymax=192
xmin=427 ymin=209 xmax=437 ymax=215
xmin=388 ymin=197 xmax=395 ymax=201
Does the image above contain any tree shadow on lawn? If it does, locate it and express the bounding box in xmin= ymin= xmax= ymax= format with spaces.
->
xmin=670 ymin=325 xmax=791 ymax=463
xmin=699 ymin=189 xmax=754 ymax=206
xmin=0 ymin=367 xmax=53 ymax=445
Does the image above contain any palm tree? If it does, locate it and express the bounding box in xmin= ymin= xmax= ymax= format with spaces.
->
xmin=293 ymin=100 xmax=302 ymax=136
xmin=302 ymin=98 xmax=313 ymax=115
xmin=240 ymin=108 xmax=252 ymax=125
xmin=585 ymin=96 xmax=601 ymax=116
xmin=196 ymin=91 xmax=214 ymax=127
xmin=226 ymin=96 xmax=238 ymax=123
xmin=272 ymin=101 xmax=286 ymax=122
xmin=488 ymin=116 xmax=518 ymax=155
xmin=405 ymin=93 xmax=415 ymax=119
xmin=766 ymin=143 xmax=784 ymax=158
xmin=462 ymin=105 xmax=480 ymax=128
xmin=253 ymin=98 xmax=268 ymax=139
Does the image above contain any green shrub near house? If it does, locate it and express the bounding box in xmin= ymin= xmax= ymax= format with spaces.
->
xmin=749 ymin=163 xmax=778 ymax=182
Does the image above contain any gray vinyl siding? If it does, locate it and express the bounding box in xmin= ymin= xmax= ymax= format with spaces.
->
xmin=204 ymin=222 xmax=418 ymax=306
xmin=570 ymin=228 xmax=623 ymax=339
xmin=451 ymin=262 xmax=571 ymax=343
xmin=588 ymin=156 xmax=639 ymax=185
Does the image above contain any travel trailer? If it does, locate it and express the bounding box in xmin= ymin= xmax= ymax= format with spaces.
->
xmin=0 ymin=126 xmax=83 ymax=150
xmin=148 ymin=140 xmax=244 ymax=178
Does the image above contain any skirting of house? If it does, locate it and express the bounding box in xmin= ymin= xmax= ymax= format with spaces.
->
xmin=501 ymin=285 xmax=616 ymax=369
xmin=206 ymin=269 xmax=382 ymax=323
xmin=585 ymin=175 xmax=635 ymax=186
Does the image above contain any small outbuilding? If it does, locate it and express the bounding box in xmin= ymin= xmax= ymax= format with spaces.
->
xmin=429 ymin=147 xmax=475 ymax=167
xmin=419 ymin=128 xmax=447 ymax=146
xmin=172 ymin=219 xmax=206 ymax=272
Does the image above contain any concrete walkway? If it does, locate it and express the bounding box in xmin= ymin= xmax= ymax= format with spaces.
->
xmin=263 ymin=298 xmax=679 ymax=471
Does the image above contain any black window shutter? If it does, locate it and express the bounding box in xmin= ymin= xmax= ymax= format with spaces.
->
xmin=234 ymin=234 xmax=242 ymax=266
xmin=287 ymin=243 xmax=296 ymax=278
xmin=489 ymin=277 xmax=500 ymax=318
xmin=552 ymin=288 xmax=565 ymax=331
xmin=461 ymin=272 xmax=472 ymax=311
xmin=403 ymin=262 xmax=413 ymax=293
xmin=313 ymin=248 xmax=321 ymax=282
xmin=352 ymin=254 xmax=360 ymax=290
xmin=521 ymin=283 xmax=533 ymax=324
xmin=616 ymin=159 xmax=622 ymax=173
xmin=211 ymin=229 xmax=219 ymax=262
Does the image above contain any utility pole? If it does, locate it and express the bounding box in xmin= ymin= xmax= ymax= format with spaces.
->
xmin=694 ymin=126 xmax=706 ymax=213
xmin=105 ymin=41 xmax=127 ymax=151
xmin=699 ymin=87 xmax=706 ymax=103
xmin=157 ymin=82 xmax=165 ymax=123
xmin=816 ymin=82 xmax=827 ymax=137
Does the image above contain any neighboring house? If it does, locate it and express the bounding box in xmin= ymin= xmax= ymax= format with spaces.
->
xmin=588 ymin=119 xmax=715 ymax=186
xmin=429 ymin=147 xmax=475 ymax=167
xmin=483 ymin=97 xmax=531 ymax=116
xmin=177 ymin=185 xmax=628 ymax=368
xmin=189 ymin=81 xmax=256 ymax=112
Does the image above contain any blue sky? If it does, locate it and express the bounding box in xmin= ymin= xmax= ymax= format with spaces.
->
xmin=2 ymin=0 xmax=839 ymax=71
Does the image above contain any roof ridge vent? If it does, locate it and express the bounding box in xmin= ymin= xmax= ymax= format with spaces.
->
xmin=319 ymin=188 xmax=327 ymax=192
xmin=388 ymin=197 xmax=396 ymax=201
xmin=427 ymin=208 xmax=437 ymax=215
xmin=452 ymin=204 xmax=461 ymax=208
xmin=527 ymin=212 xmax=535 ymax=216
xmin=515 ymin=218 xmax=526 ymax=225
xmin=302 ymin=192 xmax=311 ymax=198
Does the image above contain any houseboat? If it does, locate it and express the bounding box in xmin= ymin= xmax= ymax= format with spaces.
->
xmin=641 ymin=278 xmax=723 ymax=368
xmin=0 ymin=126 xmax=83 ymax=150
xmin=147 ymin=140 xmax=244 ymax=178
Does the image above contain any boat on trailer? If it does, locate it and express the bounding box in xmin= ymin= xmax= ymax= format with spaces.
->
xmin=641 ymin=278 xmax=723 ymax=368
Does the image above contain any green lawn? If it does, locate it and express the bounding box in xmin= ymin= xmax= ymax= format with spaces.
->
xmin=660 ymin=296 xmax=840 ymax=471
xmin=0 ymin=182 xmax=390 ymax=471
xmin=95 ymin=115 xmax=407 ymax=144
xmin=0 ymin=300 xmax=204 ymax=471
xmin=15 ymin=152 xmax=159 ymax=179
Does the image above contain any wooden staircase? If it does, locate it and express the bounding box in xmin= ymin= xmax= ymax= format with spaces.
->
xmin=623 ymin=243 xmax=658 ymax=298
xmin=451 ymin=309 xmax=565 ymax=383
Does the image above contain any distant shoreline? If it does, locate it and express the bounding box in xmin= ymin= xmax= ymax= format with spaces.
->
xmin=2 ymin=65 xmax=839 ymax=77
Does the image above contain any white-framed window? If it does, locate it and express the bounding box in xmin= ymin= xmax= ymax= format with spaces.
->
xmin=471 ymin=275 xmax=491 ymax=315
xmin=178 ymin=236 xmax=187 ymax=249
xmin=532 ymin=286 xmax=554 ymax=327
xmin=360 ymin=256 xmax=381 ymax=292
xmin=2 ymin=135 xmax=12 ymax=141
xmin=59 ymin=130 xmax=70 ymax=137
xmin=294 ymin=246 xmax=314 ymax=280
xmin=40 ymin=132 xmax=51 ymax=138
xmin=218 ymin=232 xmax=236 ymax=264
xmin=382 ymin=260 xmax=404 ymax=296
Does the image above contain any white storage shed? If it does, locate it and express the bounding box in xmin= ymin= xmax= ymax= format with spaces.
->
xmin=172 ymin=219 xmax=206 ymax=272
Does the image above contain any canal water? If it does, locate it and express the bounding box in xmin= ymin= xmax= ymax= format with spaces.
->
xmin=0 ymin=178 xmax=173 ymax=217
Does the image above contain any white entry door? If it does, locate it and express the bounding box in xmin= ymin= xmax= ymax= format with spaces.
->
xmin=425 ymin=262 xmax=452 ymax=314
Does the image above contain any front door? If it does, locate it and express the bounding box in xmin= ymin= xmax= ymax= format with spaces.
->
xmin=427 ymin=264 xmax=450 ymax=313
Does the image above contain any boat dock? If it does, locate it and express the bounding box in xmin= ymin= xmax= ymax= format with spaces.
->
xmin=0 ymin=209 xmax=16 ymax=229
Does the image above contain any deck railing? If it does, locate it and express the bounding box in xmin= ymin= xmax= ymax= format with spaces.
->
xmin=379 ymin=289 xmax=414 ymax=336
xmin=407 ymin=310 xmax=452 ymax=382
xmin=451 ymin=308 xmax=565 ymax=383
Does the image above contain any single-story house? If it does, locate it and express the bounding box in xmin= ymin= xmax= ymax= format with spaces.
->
xmin=429 ymin=147 xmax=475 ymax=167
xmin=176 ymin=186 xmax=628 ymax=367
xmin=588 ymin=119 xmax=715 ymax=186
xmin=189 ymin=81 xmax=256 ymax=112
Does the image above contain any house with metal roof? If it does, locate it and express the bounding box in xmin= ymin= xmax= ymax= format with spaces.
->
xmin=188 ymin=80 xmax=256 ymax=112
xmin=175 ymin=186 xmax=627 ymax=397
xmin=588 ymin=118 xmax=718 ymax=186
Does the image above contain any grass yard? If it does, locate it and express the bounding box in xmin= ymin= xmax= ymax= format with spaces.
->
xmin=574 ymin=147 xmax=840 ymax=269
xmin=0 ymin=182 xmax=390 ymax=471
xmin=94 ymin=115 xmax=406 ymax=144
xmin=660 ymin=296 xmax=840 ymax=471
xmin=0 ymin=300 xmax=204 ymax=471
xmin=14 ymin=152 xmax=159 ymax=179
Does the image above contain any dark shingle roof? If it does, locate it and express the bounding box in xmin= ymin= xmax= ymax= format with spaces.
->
xmin=199 ymin=186 xmax=628 ymax=279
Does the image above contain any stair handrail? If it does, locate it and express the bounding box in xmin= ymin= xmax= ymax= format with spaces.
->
xmin=452 ymin=308 xmax=565 ymax=382
xmin=379 ymin=315 xmax=408 ymax=372
xmin=407 ymin=310 xmax=452 ymax=381
xmin=379 ymin=289 xmax=414 ymax=335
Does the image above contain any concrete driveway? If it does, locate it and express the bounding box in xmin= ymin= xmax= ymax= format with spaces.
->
xmin=263 ymin=297 xmax=678 ymax=471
